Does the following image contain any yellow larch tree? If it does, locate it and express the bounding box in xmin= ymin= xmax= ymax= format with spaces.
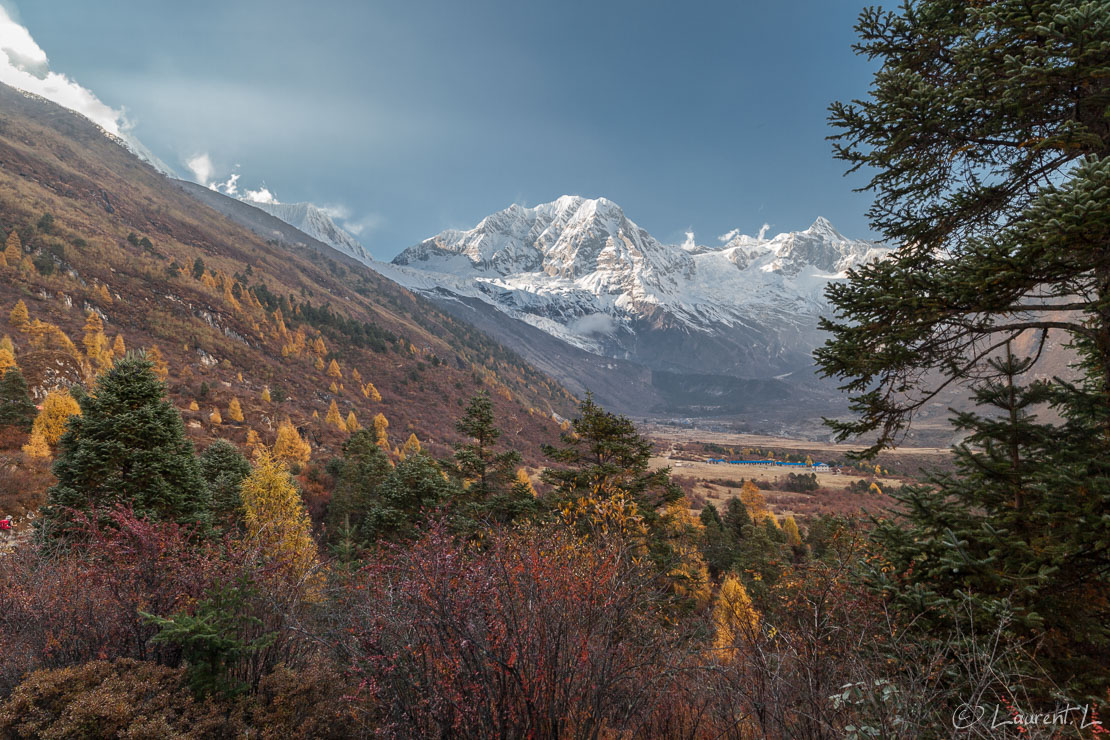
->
xmin=9 ymin=300 xmax=29 ymax=331
xmin=188 ymin=400 xmax=200 ymax=411
xmin=210 ymin=408 xmax=222 ymax=425
xmin=146 ymin=346 xmax=169 ymax=381
xmin=261 ymin=386 xmax=272 ymax=403
xmin=325 ymin=399 xmax=345 ymax=431
xmin=95 ymin=284 xmax=112 ymax=304
xmin=363 ymin=382 xmax=382 ymax=402
xmin=83 ymin=312 xmax=107 ymax=358
xmin=372 ymin=412 xmax=389 ymax=450
xmin=782 ymin=515 xmax=802 ymax=546
xmin=22 ymin=427 xmax=51 ymax=459
xmin=273 ymin=419 xmax=311 ymax=467
xmin=31 ymin=389 xmax=81 ymax=448
xmin=326 ymin=358 xmax=342 ymax=379
xmin=328 ymin=381 xmax=339 ymax=394
xmin=112 ymin=334 xmax=126 ymax=355
xmin=312 ymin=337 xmax=326 ymax=356
xmin=739 ymin=480 xmax=775 ymax=525
xmin=240 ymin=449 xmax=321 ymax=592
xmin=0 ymin=335 xmax=13 ymax=354
xmin=0 ymin=347 xmax=15 ymax=375
xmin=227 ymin=397 xmax=244 ymax=422
xmin=350 ymin=367 xmax=362 ymax=384
xmin=313 ymin=356 xmax=325 ymax=371
xmin=514 ymin=468 xmax=537 ymax=497
xmin=345 ymin=411 xmax=360 ymax=433
xmin=399 ymin=432 xmax=421 ymax=460
xmin=245 ymin=428 xmax=262 ymax=450
xmin=4 ymin=230 xmax=21 ymax=266
xmin=712 ymin=575 xmax=760 ymax=661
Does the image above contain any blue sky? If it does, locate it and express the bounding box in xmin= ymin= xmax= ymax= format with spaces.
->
xmin=2 ymin=1 xmax=878 ymax=258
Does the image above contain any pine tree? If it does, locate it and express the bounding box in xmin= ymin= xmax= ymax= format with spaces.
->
xmin=273 ymin=419 xmax=311 ymax=468
xmin=40 ymin=354 xmax=210 ymax=538
xmin=240 ymin=449 xmax=319 ymax=588
xmin=0 ymin=368 xmax=36 ymax=432
xmin=9 ymin=300 xmax=29 ymax=331
xmin=447 ymin=393 xmax=524 ymax=523
xmin=326 ymin=429 xmax=394 ymax=546
xmin=227 ymin=397 xmax=244 ymax=423
xmin=30 ymin=388 xmax=81 ymax=448
xmin=868 ymin=349 xmax=1110 ymax=698
xmin=198 ymin=439 xmax=252 ymax=524
xmin=360 ymin=452 xmax=459 ymax=543
xmin=542 ymin=393 xmax=681 ymax=542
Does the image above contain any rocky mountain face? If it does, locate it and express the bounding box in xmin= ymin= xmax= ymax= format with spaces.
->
xmin=378 ymin=196 xmax=888 ymax=428
xmin=250 ymin=201 xmax=372 ymax=265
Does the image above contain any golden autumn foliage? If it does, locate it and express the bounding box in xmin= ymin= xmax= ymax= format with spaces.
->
xmin=209 ymin=408 xmax=222 ymax=425
xmin=261 ymin=387 xmax=272 ymax=403
xmin=112 ymin=334 xmax=126 ymax=355
xmin=188 ymin=400 xmax=199 ymax=411
xmin=94 ymin=284 xmax=112 ymax=304
xmin=313 ymin=356 xmax=325 ymax=371
xmin=782 ymin=515 xmax=802 ymax=546
xmin=0 ymin=335 xmax=13 ymax=353
xmin=345 ymin=411 xmax=359 ymax=433
xmin=240 ymin=449 xmax=321 ymax=592
xmin=273 ymin=420 xmax=311 ymax=467
xmin=514 ymin=468 xmax=537 ymax=497
xmin=146 ymin=346 xmax=169 ymax=381
xmin=0 ymin=347 xmax=15 ymax=375
xmin=326 ymin=359 xmax=342 ymax=379
xmin=739 ymin=480 xmax=776 ymax=525
xmin=662 ymin=499 xmax=712 ymax=609
xmin=372 ymin=412 xmax=389 ymax=450
xmin=4 ymin=230 xmax=21 ymax=266
xmin=31 ymin=389 xmax=81 ymax=448
xmin=246 ymin=428 xmax=262 ymax=450
xmin=712 ymin=575 xmax=760 ymax=660
xmin=22 ymin=427 xmax=50 ymax=459
xmin=312 ymin=337 xmax=327 ymax=356
xmin=9 ymin=300 xmax=29 ymax=330
xmin=82 ymin=312 xmax=106 ymax=359
xmin=328 ymin=381 xmax=339 ymax=394
xmin=325 ymin=400 xmax=345 ymax=431
xmin=363 ymin=382 xmax=382 ymax=402
xmin=227 ymin=397 xmax=244 ymax=422
xmin=350 ymin=367 xmax=362 ymax=383
xmin=399 ymin=432 xmax=421 ymax=460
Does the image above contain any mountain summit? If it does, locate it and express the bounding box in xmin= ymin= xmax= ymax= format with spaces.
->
xmin=377 ymin=197 xmax=888 ymax=425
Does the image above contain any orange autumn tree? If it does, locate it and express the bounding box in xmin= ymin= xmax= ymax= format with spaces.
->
xmin=227 ymin=397 xmax=244 ymax=423
xmin=325 ymin=400 xmax=345 ymax=431
xmin=712 ymin=574 xmax=760 ymax=661
xmin=372 ymin=413 xmax=389 ymax=450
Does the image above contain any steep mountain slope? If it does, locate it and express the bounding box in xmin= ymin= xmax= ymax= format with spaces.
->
xmin=0 ymin=82 xmax=575 ymax=467
xmin=381 ymin=196 xmax=888 ymax=427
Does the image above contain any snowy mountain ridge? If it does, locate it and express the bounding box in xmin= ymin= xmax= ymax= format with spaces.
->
xmin=250 ymin=200 xmax=372 ymax=264
xmin=384 ymin=196 xmax=887 ymax=371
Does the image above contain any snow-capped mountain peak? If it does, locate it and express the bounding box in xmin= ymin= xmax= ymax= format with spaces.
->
xmin=380 ymin=196 xmax=888 ymax=380
xmin=249 ymin=200 xmax=372 ymax=265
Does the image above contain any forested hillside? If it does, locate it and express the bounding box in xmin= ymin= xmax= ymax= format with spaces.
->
xmin=0 ymin=82 xmax=575 ymax=523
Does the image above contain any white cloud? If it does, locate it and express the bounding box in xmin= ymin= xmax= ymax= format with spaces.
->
xmin=244 ymin=186 xmax=277 ymax=204
xmin=185 ymin=152 xmax=215 ymax=187
xmin=342 ymin=213 xmax=384 ymax=236
xmin=718 ymin=228 xmax=740 ymax=243
xmin=757 ymin=223 xmax=771 ymax=241
xmin=317 ymin=204 xmax=351 ymax=220
xmin=215 ymin=172 xmax=239 ymax=196
xmin=0 ymin=6 xmax=127 ymax=136
xmin=681 ymin=230 xmax=697 ymax=251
